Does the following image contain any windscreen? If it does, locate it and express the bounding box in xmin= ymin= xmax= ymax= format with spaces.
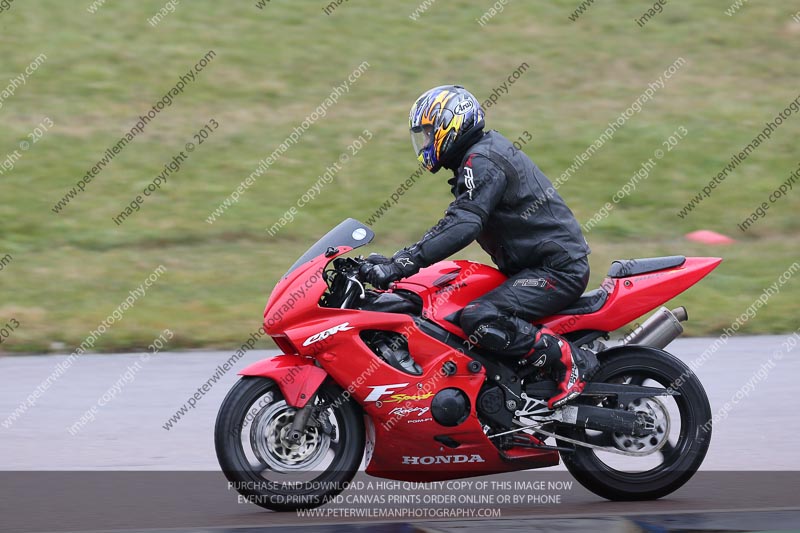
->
xmin=283 ymin=218 xmax=375 ymax=277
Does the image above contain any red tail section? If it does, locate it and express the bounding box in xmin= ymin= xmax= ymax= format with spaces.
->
xmin=543 ymin=257 xmax=722 ymax=334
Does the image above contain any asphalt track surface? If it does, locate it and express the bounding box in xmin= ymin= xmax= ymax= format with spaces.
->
xmin=1 ymin=335 xmax=799 ymax=532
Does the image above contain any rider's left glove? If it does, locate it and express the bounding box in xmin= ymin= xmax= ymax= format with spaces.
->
xmin=364 ymin=251 xmax=418 ymax=290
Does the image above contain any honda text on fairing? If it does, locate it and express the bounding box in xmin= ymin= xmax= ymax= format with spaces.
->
xmin=215 ymin=218 xmax=718 ymax=511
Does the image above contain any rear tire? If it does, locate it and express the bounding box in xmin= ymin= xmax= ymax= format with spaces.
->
xmin=215 ymin=377 xmax=364 ymax=511
xmin=559 ymin=347 xmax=711 ymax=501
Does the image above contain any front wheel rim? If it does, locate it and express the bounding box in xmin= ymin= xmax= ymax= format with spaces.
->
xmin=251 ymin=400 xmax=331 ymax=473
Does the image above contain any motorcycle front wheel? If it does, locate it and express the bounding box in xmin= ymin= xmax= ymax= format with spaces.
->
xmin=558 ymin=347 xmax=711 ymax=501
xmin=215 ymin=377 xmax=364 ymax=511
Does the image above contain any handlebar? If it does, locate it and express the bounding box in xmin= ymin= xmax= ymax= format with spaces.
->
xmin=357 ymin=259 xmax=373 ymax=283
xmin=328 ymin=254 xmax=390 ymax=288
xmin=327 ymin=255 xmax=371 ymax=283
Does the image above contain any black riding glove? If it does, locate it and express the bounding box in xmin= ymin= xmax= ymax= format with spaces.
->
xmin=364 ymin=251 xmax=419 ymax=289
xmin=364 ymin=253 xmax=392 ymax=265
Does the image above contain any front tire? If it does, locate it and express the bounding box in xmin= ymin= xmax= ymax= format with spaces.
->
xmin=559 ymin=347 xmax=711 ymax=501
xmin=215 ymin=377 xmax=365 ymax=511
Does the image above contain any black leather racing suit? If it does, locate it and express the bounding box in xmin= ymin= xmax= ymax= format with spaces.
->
xmin=402 ymin=130 xmax=592 ymax=357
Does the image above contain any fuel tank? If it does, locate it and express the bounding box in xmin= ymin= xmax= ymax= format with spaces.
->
xmin=393 ymin=260 xmax=506 ymax=336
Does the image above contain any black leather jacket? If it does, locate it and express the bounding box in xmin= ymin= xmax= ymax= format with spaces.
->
xmin=403 ymin=130 xmax=590 ymax=275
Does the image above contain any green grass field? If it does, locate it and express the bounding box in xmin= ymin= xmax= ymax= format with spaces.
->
xmin=1 ymin=1 xmax=798 ymax=353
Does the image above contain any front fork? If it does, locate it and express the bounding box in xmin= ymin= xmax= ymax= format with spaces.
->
xmin=287 ymin=396 xmax=316 ymax=444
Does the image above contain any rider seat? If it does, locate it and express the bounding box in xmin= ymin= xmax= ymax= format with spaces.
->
xmin=557 ymin=256 xmax=687 ymax=316
xmin=557 ymin=288 xmax=608 ymax=315
xmin=607 ymin=255 xmax=686 ymax=278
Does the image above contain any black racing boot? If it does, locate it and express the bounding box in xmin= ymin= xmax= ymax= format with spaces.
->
xmin=520 ymin=327 xmax=599 ymax=409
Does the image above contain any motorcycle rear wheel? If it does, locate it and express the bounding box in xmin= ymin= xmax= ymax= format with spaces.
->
xmin=215 ymin=377 xmax=364 ymax=511
xmin=558 ymin=347 xmax=711 ymax=500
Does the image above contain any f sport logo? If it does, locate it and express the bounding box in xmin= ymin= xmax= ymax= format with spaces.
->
xmin=364 ymin=383 xmax=435 ymax=403
xmin=464 ymin=166 xmax=475 ymax=200
xmin=364 ymin=383 xmax=409 ymax=402
xmin=302 ymin=322 xmax=354 ymax=346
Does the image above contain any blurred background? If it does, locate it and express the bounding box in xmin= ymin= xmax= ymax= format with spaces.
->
xmin=1 ymin=0 xmax=798 ymax=354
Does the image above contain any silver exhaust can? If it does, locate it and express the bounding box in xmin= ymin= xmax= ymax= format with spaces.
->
xmin=621 ymin=306 xmax=688 ymax=349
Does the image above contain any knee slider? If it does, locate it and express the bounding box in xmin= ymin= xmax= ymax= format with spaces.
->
xmin=471 ymin=324 xmax=511 ymax=351
xmin=460 ymin=302 xmax=511 ymax=351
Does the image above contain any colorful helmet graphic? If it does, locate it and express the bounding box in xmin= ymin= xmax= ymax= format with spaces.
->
xmin=409 ymin=85 xmax=485 ymax=173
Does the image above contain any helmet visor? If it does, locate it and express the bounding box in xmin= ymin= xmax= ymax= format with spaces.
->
xmin=411 ymin=125 xmax=434 ymax=156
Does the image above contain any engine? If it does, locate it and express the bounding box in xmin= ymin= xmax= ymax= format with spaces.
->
xmin=360 ymin=330 xmax=422 ymax=375
xmin=430 ymin=388 xmax=470 ymax=427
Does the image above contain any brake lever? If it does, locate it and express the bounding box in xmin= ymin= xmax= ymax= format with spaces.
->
xmin=346 ymin=274 xmax=366 ymax=299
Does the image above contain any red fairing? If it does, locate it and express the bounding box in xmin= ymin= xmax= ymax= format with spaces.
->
xmin=263 ymin=245 xmax=354 ymax=335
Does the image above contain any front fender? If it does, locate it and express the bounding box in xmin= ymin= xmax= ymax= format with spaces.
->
xmin=239 ymin=354 xmax=327 ymax=408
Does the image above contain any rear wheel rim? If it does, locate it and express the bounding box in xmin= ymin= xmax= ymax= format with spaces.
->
xmin=571 ymin=367 xmax=697 ymax=478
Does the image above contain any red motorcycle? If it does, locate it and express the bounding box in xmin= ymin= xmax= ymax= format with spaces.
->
xmin=215 ymin=218 xmax=719 ymax=511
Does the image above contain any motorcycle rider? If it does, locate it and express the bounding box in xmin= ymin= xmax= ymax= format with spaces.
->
xmin=363 ymin=85 xmax=598 ymax=409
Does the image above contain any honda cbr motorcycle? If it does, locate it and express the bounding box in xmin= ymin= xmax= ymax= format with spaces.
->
xmin=215 ymin=218 xmax=718 ymax=511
